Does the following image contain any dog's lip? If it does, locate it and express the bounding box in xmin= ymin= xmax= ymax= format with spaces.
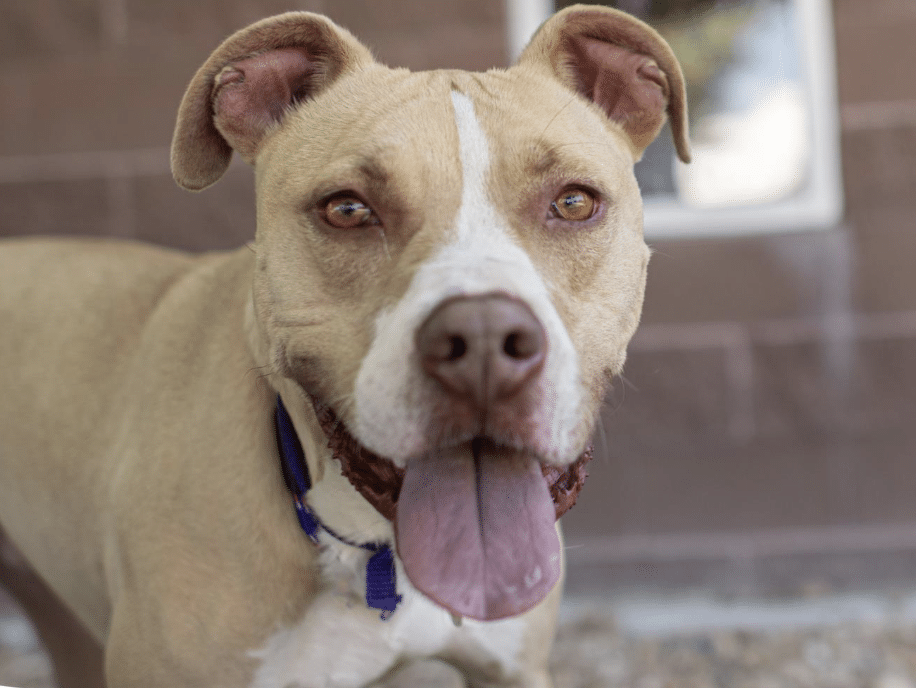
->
xmin=310 ymin=394 xmax=404 ymax=521
xmin=308 ymin=394 xmax=592 ymax=523
xmin=311 ymin=393 xmax=550 ymax=467
xmin=412 ymin=435 xmax=543 ymax=465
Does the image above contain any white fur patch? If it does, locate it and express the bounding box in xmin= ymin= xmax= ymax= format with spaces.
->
xmin=352 ymin=91 xmax=582 ymax=465
xmin=249 ymin=543 xmax=529 ymax=688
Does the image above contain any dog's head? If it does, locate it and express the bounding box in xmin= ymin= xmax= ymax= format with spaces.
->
xmin=171 ymin=5 xmax=689 ymax=622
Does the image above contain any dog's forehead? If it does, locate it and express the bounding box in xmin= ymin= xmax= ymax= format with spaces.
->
xmin=444 ymin=69 xmax=635 ymax=177
xmin=260 ymin=69 xmax=453 ymax=189
xmin=267 ymin=66 xmax=630 ymax=189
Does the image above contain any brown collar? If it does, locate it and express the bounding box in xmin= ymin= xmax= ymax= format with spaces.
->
xmin=312 ymin=400 xmax=591 ymax=522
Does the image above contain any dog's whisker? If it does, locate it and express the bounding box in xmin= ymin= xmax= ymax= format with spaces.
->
xmin=375 ymin=227 xmax=391 ymax=262
xmin=273 ymin=319 xmax=325 ymax=329
xmin=596 ymin=416 xmax=611 ymax=465
xmin=618 ymin=372 xmax=639 ymax=394
xmin=539 ymin=92 xmax=579 ymax=139
xmin=551 ymin=140 xmax=626 ymax=152
xmin=602 ymin=380 xmax=626 ymax=418
xmin=328 ymin=390 xmax=355 ymax=408
xmin=647 ymin=245 xmax=675 ymax=260
xmin=247 ymin=363 xmax=282 ymax=389
xmin=247 ymin=363 xmax=275 ymax=378
xmin=318 ymin=392 xmax=357 ymax=422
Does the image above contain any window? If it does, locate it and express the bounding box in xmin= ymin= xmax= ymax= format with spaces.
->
xmin=506 ymin=0 xmax=843 ymax=238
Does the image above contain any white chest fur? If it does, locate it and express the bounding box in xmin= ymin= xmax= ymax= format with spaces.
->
xmin=248 ymin=534 xmax=527 ymax=688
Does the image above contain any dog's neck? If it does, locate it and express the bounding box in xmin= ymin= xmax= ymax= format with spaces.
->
xmin=275 ymin=396 xmax=402 ymax=617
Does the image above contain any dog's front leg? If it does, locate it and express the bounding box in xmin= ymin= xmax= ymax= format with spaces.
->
xmin=486 ymin=672 xmax=553 ymax=688
xmin=104 ymin=603 xmax=203 ymax=688
xmin=104 ymin=596 xmax=261 ymax=688
xmin=464 ymin=667 xmax=554 ymax=688
xmin=369 ymin=660 xmax=554 ymax=688
xmin=370 ymin=659 xmax=468 ymax=688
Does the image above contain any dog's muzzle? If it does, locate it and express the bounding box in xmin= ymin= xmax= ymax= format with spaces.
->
xmin=308 ymin=294 xmax=593 ymax=621
xmin=416 ymin=293 xmax=547 ymax=413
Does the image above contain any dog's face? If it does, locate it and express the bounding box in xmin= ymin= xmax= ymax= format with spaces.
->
xmin=171 ymin=6 xmax=689 ymax=621
xmin=254 ymin=68 xmax=649 ymax=465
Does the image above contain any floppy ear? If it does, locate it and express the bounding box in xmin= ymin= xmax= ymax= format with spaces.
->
xmin=519 ymin=3 xmax=690 ymax=163
xmin=171 ymin=12 xmax=375 ymax=191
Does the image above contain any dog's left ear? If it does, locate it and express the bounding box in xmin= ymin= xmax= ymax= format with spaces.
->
xmin=171 ymin=12 xmax=375 ymax=191
xmin=519 ymin=4 xmax=690 ymax=163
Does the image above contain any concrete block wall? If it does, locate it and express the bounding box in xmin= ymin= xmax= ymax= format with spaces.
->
xmin=2 ymin=0 xmax=915 ymax=599
xmin=0 ymin=0 xmax=505 ymax=250
xmin=562 ymin=0 xmax=916 ymax=597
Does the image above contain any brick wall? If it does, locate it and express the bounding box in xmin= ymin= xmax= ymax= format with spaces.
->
xmin=2 ymin=0 xmax=915 ymax=598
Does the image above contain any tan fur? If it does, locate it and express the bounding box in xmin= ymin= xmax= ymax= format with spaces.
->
xmin=171 ymin=12 xmax=375 ymax=190
xmin=520 ymin=4 xmax=690 ymax=163
xmin=0 ymin=7 xmax=688 ymax=687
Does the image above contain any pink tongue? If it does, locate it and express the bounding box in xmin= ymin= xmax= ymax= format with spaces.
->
xmin=395 ymin=442 xmax=561 ymax=621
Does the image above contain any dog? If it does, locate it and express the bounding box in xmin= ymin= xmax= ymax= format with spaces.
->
xmin=0 ymin=4 xmax=689 ymax=687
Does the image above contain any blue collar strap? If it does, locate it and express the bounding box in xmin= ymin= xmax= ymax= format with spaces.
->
xmin=274 ymin=395 xmax=402 ymax=619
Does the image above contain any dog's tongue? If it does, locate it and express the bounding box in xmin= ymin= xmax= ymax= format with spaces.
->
xmin=395 ymin=442 xmax=561 ymax=621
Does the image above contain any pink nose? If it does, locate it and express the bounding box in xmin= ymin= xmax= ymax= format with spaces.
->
xmin=416 ymin=293 xmax=547 ymax=409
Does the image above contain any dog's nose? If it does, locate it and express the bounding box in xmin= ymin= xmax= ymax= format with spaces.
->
xmin=416 ymin=294 xmax=547 ymax=408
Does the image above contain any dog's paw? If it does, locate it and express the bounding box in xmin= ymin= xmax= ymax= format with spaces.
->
xmin=372 ymin=659 xmax=467 ymax=688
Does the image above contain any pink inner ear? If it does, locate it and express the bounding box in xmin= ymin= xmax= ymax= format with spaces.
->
xmin=568 ymin=36 xmax=669 ymax=150
xmin=212 ymin=47 xmax=317 ymax=161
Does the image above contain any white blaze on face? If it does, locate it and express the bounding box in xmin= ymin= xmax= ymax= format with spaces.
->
xmin=352 ymin=91 xmax=582 ymax=465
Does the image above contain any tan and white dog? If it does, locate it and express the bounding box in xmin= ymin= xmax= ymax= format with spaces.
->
xmin=0 ymin=5 xmax=689 ymax=687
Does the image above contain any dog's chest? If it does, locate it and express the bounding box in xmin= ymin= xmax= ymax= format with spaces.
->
xmin=249 ymin=535 xmax=526 ymax=688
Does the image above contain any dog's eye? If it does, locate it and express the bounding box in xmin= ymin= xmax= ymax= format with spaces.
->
xmin=322 ymin=195 xmax=378 ymax=229
xmin=550 ymin=187 xmax=597 ymax=222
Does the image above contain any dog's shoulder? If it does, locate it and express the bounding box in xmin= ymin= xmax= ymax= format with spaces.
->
xmin=0 ymin=236 xmax=254 ymax=408
xmin=0 ymin=236 xmax=195 ymax=315
xmin=0 ymin=236 xmax=254 ymax=328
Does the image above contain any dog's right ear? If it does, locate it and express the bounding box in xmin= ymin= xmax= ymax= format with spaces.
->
xmin=171 ymin=13 xmax=374 ymax=191
xmin=518 ymin=4 xmax=690 ymax=164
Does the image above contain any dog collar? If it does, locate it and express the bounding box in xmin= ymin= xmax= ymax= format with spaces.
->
xmin=274 ymin=396 xmax=402 ymax=620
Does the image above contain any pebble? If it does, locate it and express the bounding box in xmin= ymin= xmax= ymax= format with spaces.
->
xmin=875 ymin=674 xmax=916 ymax=688
xmin=8 ymin=606 xmax=916 ymax=687
xmin=551 ymin=615 xmax=916 ymax=688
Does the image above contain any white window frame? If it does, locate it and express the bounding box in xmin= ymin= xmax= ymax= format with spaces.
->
xmin=505 ymin=0 xmax=844 ymax=239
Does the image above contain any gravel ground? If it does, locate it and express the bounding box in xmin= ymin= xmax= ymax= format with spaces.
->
xmin=550 ymin=611 xmax=916 ymax=688
xmin=0 ymin=620 xmax=51 ymax=688
xmin=6 ymin=595 xmax=916 ymax=688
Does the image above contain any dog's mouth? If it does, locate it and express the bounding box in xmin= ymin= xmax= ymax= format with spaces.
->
xmin=311 ymin=397 xmax=591 ymax=621
xmin=397 ymin=438 xmax=565 ymax=620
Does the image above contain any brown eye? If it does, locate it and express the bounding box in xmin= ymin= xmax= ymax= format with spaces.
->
xmin=550 ymin=187 xmax=597 ymax=221
xmin=322 ymin=195 xmax=377 ymax=228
